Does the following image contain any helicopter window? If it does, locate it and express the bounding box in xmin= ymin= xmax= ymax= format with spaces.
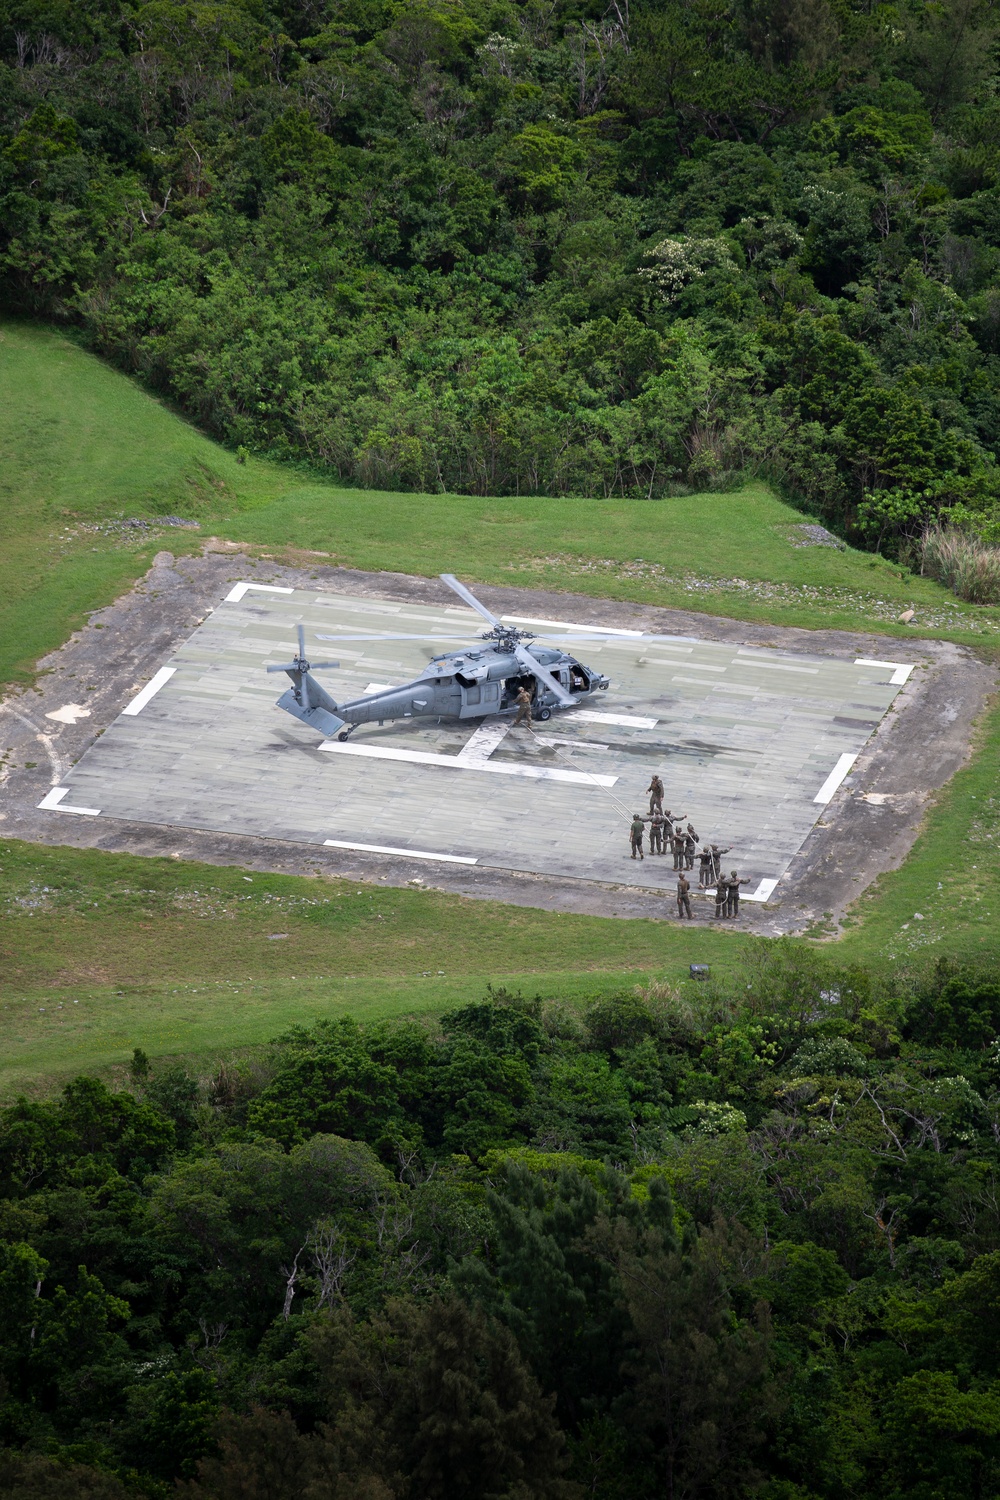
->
xmin=464 ymin=685 xmax=482 ymax=704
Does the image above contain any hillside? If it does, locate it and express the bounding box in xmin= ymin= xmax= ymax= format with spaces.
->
xmin=4 ymin=0 xmax=1000 ymax=558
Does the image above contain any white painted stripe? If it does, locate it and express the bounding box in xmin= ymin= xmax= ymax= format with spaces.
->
xmin=573 ymin=710 xmax=657 ymax=729
xmin=890 ymin=665 xmax=913 ymax=685
xmin=502 ymin=614 xmax=645 ymax=637
xmin=224 ymin=581 xmax=294 ymax=603
xmin=743 ymin=877 xmax=779 ymax=903
xmin=122 ymin=666 xmax=176 ymax=716
xmin=323 ymin=839 xmax=477 ymax=865
xmin=814 ymin=753 xmax=857 ymax=804
xmin=736 ymin=653 xmax=818 ymax=674
xmin=534 ymin=734 xmax=610 ymax=751
xmin=319 ymin=740 xmax=618 ymax=785
xmin=37 ymin=786 xmax=101 ymax=816
xmin=855 ymin=656 xmax=911 ymax=671
xmin=458 ymin=721 xmax=512 ymax=762
xmin=640 ymin=649 xmax=693 ymax=660
xmin=673 ymin=676 xmax=730 ymax=688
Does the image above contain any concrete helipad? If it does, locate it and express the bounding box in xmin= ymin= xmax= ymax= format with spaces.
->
xmin=40 ymin=582 xmax=912 ymax=898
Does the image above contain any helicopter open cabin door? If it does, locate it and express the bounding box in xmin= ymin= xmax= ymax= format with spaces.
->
xmin=455 ymin=669 xmax=501 ymax=719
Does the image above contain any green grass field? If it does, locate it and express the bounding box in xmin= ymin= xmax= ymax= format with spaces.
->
xmin=2 ymin=317 xmax=999 ymax=1093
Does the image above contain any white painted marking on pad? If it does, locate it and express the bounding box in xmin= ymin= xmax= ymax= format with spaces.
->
xmin=573 ymin=710 xmax=657 ymax=729
xmin=45 ymin=704 xmax=91 ymax=725
xmin=37 ymin=786 xmax=101 ymax=816
xmin=737 ymin=653 xmax=818 ymax=674
xmin=814 ymin=753 xmax=857 ymax=804
xmin=672 ymin=675 xmax=728 ymax=688
xmin=501 ymin=614 xmax=644 ymax=637
xmin=224 ymin=581 xmax=294 ymax=603
xmin=742 ymin=878 xmax=779 ymax=903
xmin=458 ymin=721 xmax=512 ymax=762
xmin=853 ymin=656 xmax=915 ymax=686
xmin=320 ymin=740 xmax=618 ymax=785
xmin=324 ymin=840 xmax=477 ymax=864
xmin=122 ymin=666 xmax=176 ymax=716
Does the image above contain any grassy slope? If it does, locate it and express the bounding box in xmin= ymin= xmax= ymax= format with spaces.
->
xmin=1 ymin=318 xmax=998 ymax=1090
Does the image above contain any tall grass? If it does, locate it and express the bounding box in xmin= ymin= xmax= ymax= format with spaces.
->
xmin=919 ymin=526 xmax=1000 ymax=604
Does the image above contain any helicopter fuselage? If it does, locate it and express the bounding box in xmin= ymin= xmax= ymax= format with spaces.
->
xmin=277 ymin=641 xmax=610 ymax=741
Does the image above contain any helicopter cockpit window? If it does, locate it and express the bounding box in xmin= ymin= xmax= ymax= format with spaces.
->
xmin=570 ymin=667 xmax=588 ymax=692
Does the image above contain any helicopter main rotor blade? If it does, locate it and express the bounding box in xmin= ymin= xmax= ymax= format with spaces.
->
xmin=439 ymin=574 xmax=501 ymax=626
xmin=308 ymin=660 xmax=340 ymax=670
xmin=514 ymin=644 xmax=575 ymax=707
xmin=297 ymin=624 xmax=306 ymax=659
xmin=267 ymin=662 xmax=300 ymax=673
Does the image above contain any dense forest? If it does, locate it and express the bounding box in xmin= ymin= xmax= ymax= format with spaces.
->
xmin=5 ymin=0 xmax=1000 ymax=550
xmin=4 ymin=953 xmax=1000 ymax=1497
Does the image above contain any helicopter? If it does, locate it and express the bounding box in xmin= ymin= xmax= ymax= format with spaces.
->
xmin=267 ymin=573 xmax=615 ymax=742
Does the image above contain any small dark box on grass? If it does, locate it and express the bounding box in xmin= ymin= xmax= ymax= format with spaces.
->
xmin=690 ymin=964 xmax=710 ymax=981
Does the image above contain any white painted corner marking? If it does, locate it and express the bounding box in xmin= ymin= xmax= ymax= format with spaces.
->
xmin=224 ymin=581 xmax=295 ymax=603
xmin=323 ymin=839 xmax=477 ymax=865
xmin=37 ymin=786 xmax=101 ymax=816
xmin=122 ymin=666 xmax=176 ymax=716
xmin=814 ymin=753 xmax=857 ymax=805
xmin=854 ymin=657 xmax=914 ymax=685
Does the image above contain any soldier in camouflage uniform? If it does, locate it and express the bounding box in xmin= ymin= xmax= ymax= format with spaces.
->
xmin=629 ymin=814 xmax=646 ymax=859
xmin=671 ymin=825 xmax=686 ymax=870
xmin=698 ymin=846 xmax=715 ymax=887
xmin=648 ymin=812 xmax=664 ymax=855
xmin=725 ymin=870 xmax=751 ymax=917
xmin=683 ymin=824 xmax=699 ymax=870
xmin=513 ymin=686 xmax=534 ymax=727
xmin=676 ymin=872 xmax=693 ymax=919
xmin=713 ymin=874 xmax=729 ymax=918
xmin=647 ymin=774 xmax=664 ymax=815
xmin=710 ymin=844 xmax=731 ymax=882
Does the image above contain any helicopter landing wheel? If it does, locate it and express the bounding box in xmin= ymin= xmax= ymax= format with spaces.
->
xmin=337 ymin=729 xmax=353 ymax=742
xmin=599 ymin=681 xmax=609 ymax=690
xmin=538 ymin=707 xmax=552 ymax=721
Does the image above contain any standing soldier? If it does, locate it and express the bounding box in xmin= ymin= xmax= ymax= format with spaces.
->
xmin=649 ymin=812 xmax=664 ymax=856
xmin=647 ymin=774 xmax=664 ymax=815
xmin=676 ymin=872 xmax=693 ymax=919
xmin=726 ymin=870 xmax=750 ymax=918
xmin=513 ymin=685 xmax=534 ymax=727
xmin=714 ymin=873 xmax=729 ymax=918
xmin=683 ymin=824 xmax=699 ymax=870
xmin=698 ymin=845 xmax=715 ymax=887
xmin=671 ymin=824 xmax=686 ymax=870
xmin=710 ymin=844 xmax=731 ymax=882
xmin=629 ymin=814 xmax=646 ymax=860
xmin=663 ymin=807 xmax=686 ymax=830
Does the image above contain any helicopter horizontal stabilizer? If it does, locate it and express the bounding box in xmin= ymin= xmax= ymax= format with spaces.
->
xmin=276 ymin=687 xmax=346 ymax=738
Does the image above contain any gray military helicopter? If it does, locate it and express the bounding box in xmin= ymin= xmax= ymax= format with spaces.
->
xmin=267 ymin=573 xmax=614 ymax=741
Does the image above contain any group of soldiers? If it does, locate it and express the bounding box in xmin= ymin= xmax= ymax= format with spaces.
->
xmin=629 ymin=775 xmax=750 ymax=920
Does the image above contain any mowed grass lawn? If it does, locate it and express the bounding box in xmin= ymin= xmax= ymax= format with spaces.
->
xmin=2 ymin=318 xmax=1000 ymax=1092
xmin=0 ymin=839 xmax=748 ymax=1093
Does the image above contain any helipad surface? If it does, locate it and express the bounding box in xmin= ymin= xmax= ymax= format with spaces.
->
xmin=43 ymin=583 xmax=912 ymax=897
